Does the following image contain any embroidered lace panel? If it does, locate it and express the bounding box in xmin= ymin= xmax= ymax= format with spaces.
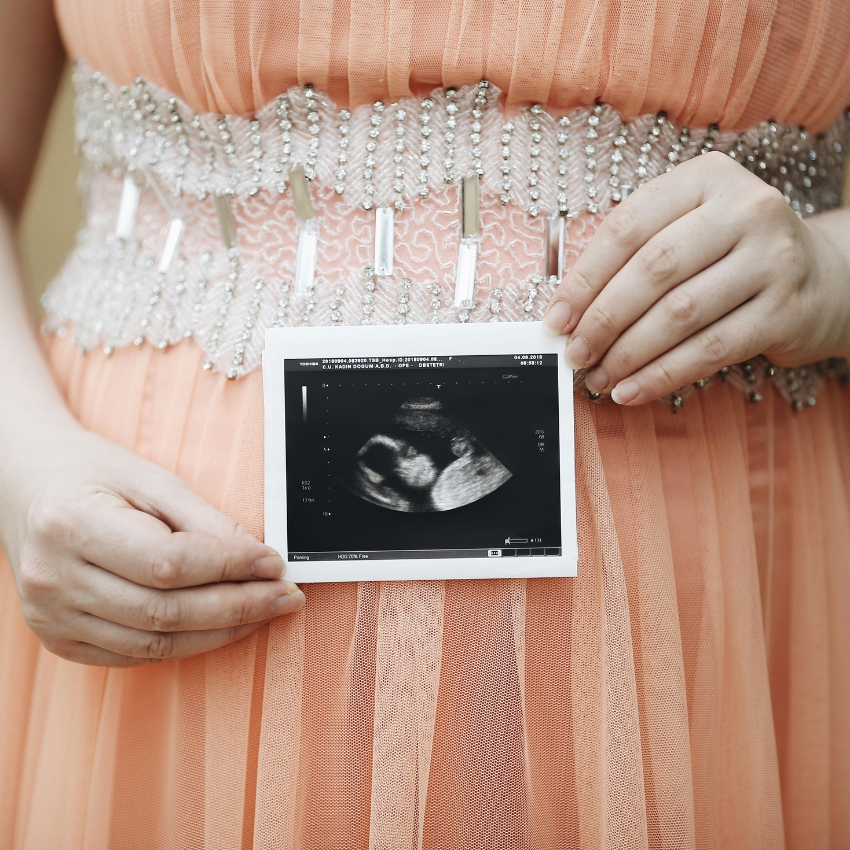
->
xmin=41 ymin=63 xmax=850 ymax=409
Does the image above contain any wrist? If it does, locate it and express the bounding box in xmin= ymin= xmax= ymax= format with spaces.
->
xmin=803 ymin=215 xmax=850 ymax=360
xmin=0 ymin=411 xmax=83 ymax=551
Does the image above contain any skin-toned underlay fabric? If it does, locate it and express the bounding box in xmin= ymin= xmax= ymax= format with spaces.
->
xmin=55 ymin=0 xmax=850 ymax=132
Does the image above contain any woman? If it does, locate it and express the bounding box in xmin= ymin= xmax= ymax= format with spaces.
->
xmin=1 ymin=0 xmax=849 ymax=847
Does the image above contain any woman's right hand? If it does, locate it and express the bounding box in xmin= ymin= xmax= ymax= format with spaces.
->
xmin=0 ymin=422 xmax=305 ymax=667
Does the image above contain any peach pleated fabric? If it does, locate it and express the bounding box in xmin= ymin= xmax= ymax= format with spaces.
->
xmin=2 ymin=336 xmax=850 ymax=849
xmin=1 ymin=1 xmax=849 ymax=848
xmin=56 ymin=0 xmax=850 ymax=132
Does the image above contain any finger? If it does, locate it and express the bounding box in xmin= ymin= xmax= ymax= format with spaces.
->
xmin=113 ymin=456 xmax=259 ymax=541
xmin=609 ymin=301 xmax=772 ymax=405
xmin=74 ymin=561 xmax=304 ymax=631
xmin=57 ymin=641 xmax=163 ymax=668
xmin=543 ymin=157 xmax=714 ymax=336
xmin=81 ymin=434 xmax=259 ymax=541
xmin=71 ymin=493 xmax=284 ymax=588
xmin=568 ymin=198 xmax=742 ymax=374
xmin=585 ymin=250 xmax=764 ymax=394
xmin=73 ymin=613 xmax=277 ymax=662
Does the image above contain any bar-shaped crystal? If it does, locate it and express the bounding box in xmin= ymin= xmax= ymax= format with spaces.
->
xmin=454 ymin=173 xmax=481 ymax=307
xmin=289 ymin=163 xmax=319 ymax=294
xmin=374 ymin=207 xmax=395 ymax=276
xmin=289 ymin=164 xmax=314 ymax=222
xmin=141 ymin=169 xmax=186 ymax=272
xmin=545 ymin=215 xmax=565 ymax=282
xmin=294 ymin=224 xmax=319 ymax=295
xmin=461 ymin=173 xmax=480 ymax=238
xmin=454 ymin=240 xmax=478 ymax=307
xmin=158 ymin=218 xmax=186 ymax=273
xmin=115 ymin=174 xmax=141 ymax=240
xmin=214 ymin=193 xmax=238 ymax=252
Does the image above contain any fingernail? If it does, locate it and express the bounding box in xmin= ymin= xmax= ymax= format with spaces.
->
xmin=251 ymin=554 xmax=285 ymax=579
xmin=271 ymin=587 xmax=305 ymax=615
xmin=611 ymin=380 xmax=640 ymax=405
xmin=565 ymin=335 xmax=591 ymax=370
xmin=543 ymin=300 xmax=572 ymax=335
xmin=585 ymin=366 xmax=609 ymax=393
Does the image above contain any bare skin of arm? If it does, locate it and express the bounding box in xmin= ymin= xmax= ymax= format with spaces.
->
xmin=0 ymin=0 xmax=304 ymax=667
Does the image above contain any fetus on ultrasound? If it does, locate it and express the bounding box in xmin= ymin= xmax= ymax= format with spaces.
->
xmin=345 ymin=398 xmax=512 ymax=512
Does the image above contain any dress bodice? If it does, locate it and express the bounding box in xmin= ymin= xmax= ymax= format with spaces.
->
xmin=56 ymin=0 xmax=850 ymax=132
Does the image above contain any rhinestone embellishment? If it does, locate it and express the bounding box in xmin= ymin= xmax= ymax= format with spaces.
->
xmin=50 ymin=62 xmax=850 ymax=399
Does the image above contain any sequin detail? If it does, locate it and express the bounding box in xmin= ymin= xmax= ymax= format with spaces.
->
xmin=41 ymin=63 xmax=850 ymax=409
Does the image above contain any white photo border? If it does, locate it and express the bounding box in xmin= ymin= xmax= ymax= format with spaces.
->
xmin=264 ymin=322 xmax=577 ymax=583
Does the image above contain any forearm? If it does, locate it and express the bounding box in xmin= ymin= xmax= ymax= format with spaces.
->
xmin=0 ymin=202 xmax=81 ymax=547
xmin=0 ymin=204 xmax=76 ymax=430
xmin=0 ymin=0 xmax=74 ymax=525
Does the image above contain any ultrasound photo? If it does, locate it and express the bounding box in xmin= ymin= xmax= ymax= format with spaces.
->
xmin=283 ymin=354 xmax=562 ymax=562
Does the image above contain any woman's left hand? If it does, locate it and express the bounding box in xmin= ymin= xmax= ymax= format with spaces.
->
xmin=542 ymin=151 xmax=850 ymax=405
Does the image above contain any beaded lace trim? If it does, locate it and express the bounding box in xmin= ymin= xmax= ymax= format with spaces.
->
xmin=69 ymin=63 xmax=849 ymax=218
xmin=41 ymin=63 xmax=850 ymax=409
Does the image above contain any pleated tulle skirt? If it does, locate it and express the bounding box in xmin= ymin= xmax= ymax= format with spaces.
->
xmin=1 ymin=334 xmax=849 ymax=850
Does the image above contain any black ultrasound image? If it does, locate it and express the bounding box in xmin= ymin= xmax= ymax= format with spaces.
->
xmin=283 ymin=355 xmax=561 ymax=561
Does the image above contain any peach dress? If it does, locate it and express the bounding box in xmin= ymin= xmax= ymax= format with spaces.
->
xmin=2 ymin=1 xmax=850 ymax=848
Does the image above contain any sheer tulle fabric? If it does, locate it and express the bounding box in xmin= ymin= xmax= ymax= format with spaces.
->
xmin=1 ymin=335 xmax=849 ymax=848
xmin=2 ymin=1 xmax=848 ymax=847
xmin=56 ymin=0 xmax=850 ymax=132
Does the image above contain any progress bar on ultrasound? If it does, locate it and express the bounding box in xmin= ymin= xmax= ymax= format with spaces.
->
xmin=289 ymin=548 xmax=563 ymax=561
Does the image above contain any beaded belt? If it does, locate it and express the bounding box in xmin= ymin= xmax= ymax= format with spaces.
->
xmin=41 ymin=62 xmax=850 ymax=409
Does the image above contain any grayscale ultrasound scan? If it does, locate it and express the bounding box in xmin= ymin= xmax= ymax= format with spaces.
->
xmin=283 ymin=354 xmax=562 ymax=563
xmin=347 ymin=397 xmax=512 ymax=513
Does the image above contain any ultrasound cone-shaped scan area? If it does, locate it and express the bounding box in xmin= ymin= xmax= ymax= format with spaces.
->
xmin=346 ymin=398 xmax=512 ymax=512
